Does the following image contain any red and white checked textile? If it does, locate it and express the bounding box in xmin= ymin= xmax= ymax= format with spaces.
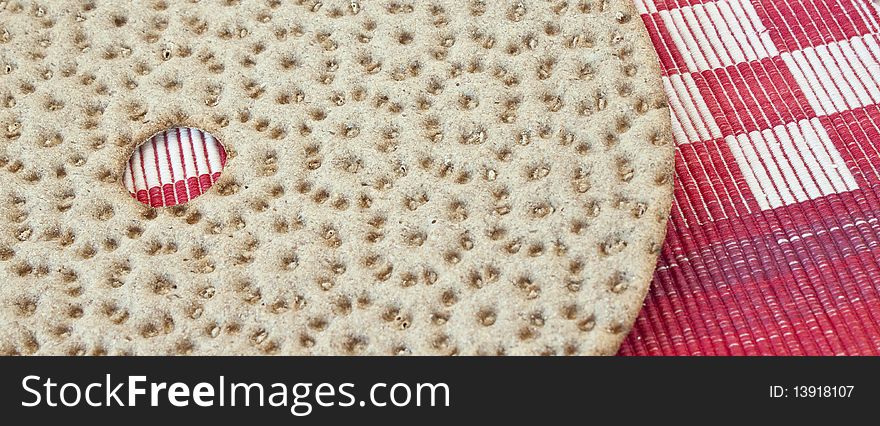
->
xmin=620 ymin=0 xmax=880 ymax=355
xmin=126 ymin=1 xmax=880 ymax=355
xmin=124 ymin=127 xmax=227 ymax=208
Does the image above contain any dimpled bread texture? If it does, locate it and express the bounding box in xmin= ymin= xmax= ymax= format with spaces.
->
xmin=0 ymin=0 xmax=673 ymax=355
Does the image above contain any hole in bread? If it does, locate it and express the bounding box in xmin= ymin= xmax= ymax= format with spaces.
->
xmin=123 ymin=127 xmax=227 ymax=207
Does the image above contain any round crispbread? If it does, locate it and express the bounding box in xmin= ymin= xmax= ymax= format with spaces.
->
xmin=0 ymin=0 xmax=672 ymax=355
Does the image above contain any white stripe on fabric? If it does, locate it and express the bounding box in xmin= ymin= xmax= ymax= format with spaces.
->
xmin=664 ymin=76 xmax=698 ymax=144
xmin=192 ymin=128 xmax=210 ymax=176
xmin=783 ymin=36 xmax=880 ymax=115
xmin=665 ymin=73 xmax=724 ymax=144
xmin=141 ymin=137 xmax=159 ymax=188
xmin=755 ymin=128 xmax=806 ymax=204
xmin=165 ymin=129 xmax=185 ymax=183
xmin=782 ymin=50 xmax=835 ymax=115
xmin=633 ymin=0 xmax=657 ymax=15
xmin=726 ymin=133 xmax=777 ymax=210
xmin=803 ymin=118 xmax=859 ymax=193
xmin=669 ymin=101 xmax=686 ymax=145
xmin=772 ymin=123 xmax=823 ymax=200
xmin=868 ymin=34 xmax=880 ymax=61
xmin=661 ymin=8 xmax=708 ymax=72
xmin=725 ymin=119 xmax=858 ymax=210
xmin=155 ymin=132 xmax=173 ymax=187
xmin=660 ymin=0 xmax=777 ymax=73
xmin=837 ymin=38 xmax=880 ymax=104
xmin=721 ymin=0 xmax=778 ymax=57
xmin=205 ymin=131 xmax=223 ymax=174
xmin=180 ymin=128 xmax=198 ymax=179
xmin=698 ymin=3 xmax=736 ymax=65
xmin=747 ymin=129 xmax=797 ymax=206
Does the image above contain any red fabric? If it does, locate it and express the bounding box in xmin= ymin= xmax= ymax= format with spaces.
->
xmin=620 ymin=0 xmax=880 ymax=355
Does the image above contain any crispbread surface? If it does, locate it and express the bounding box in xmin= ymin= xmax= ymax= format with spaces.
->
xmin=0 ymin=0 xmax=673 ymax=355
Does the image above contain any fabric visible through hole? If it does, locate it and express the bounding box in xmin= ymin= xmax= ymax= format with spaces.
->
xmin=123 ymin=127 xmax=227 ymax=207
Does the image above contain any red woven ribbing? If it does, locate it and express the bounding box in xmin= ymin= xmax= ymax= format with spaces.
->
xmin=621 ymin=0 xmax=880 ymax=355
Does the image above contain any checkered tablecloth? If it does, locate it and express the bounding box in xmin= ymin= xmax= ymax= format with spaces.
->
xmin=619 ymin=0 xmax=880 ymax=355
xmin=126 ymin=0 xmax=880 ymax=356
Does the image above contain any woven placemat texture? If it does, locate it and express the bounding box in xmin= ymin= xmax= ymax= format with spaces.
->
xmin=621 ymin=0 xmax=880 ymax=355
